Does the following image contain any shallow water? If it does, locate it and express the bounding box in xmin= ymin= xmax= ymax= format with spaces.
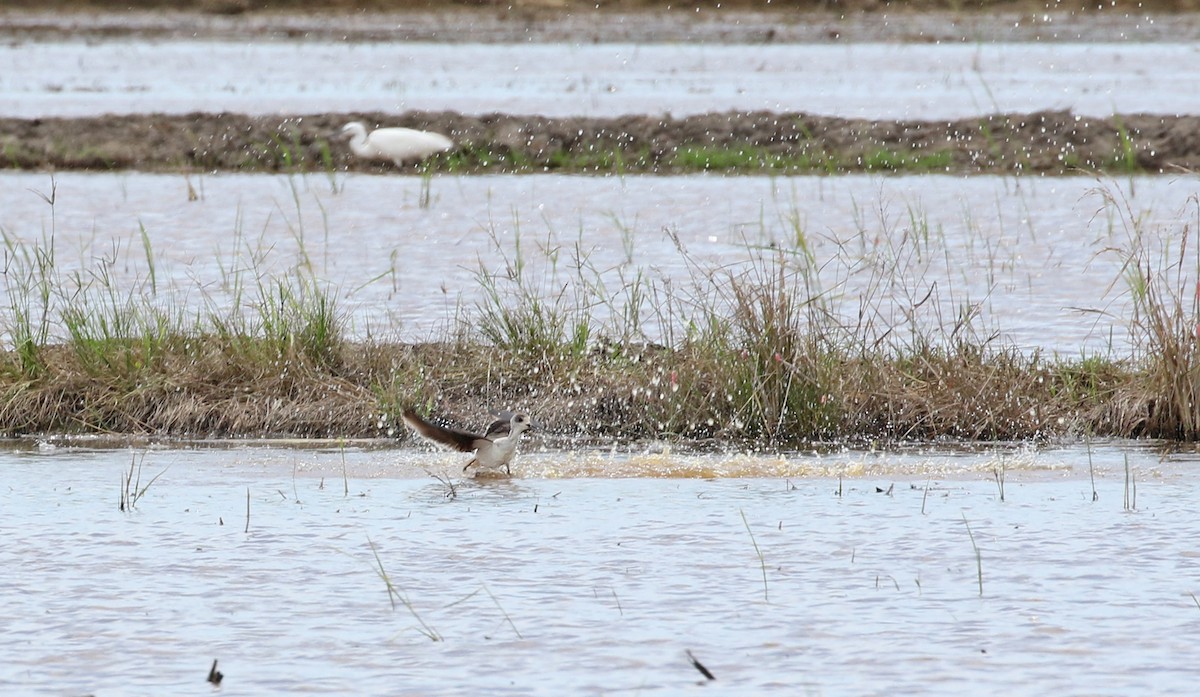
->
xmin=2 ymin=442 xmax=1199 ymax=695
xmin=1 ymin=170 xmax=1195 ymax=353
xmin=3 ymin=40 xmax=1199 ymax=119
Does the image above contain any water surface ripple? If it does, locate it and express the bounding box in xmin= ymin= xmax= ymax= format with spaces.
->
xmin=1 ymin=444 xmax=1198 ymax=695
xmin=3 ymin=41 xmax=1198 ymax=118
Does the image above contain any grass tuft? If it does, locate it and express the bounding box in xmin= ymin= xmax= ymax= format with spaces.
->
xmin=119 ymin=451 xmax=167 ymax=512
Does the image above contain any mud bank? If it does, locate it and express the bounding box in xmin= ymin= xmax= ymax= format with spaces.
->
xmin=3 ymin=110 xmax=1198 ymax=175
xmin=7 ymin=0 xmax=1200 ymax=44
xmin=7 ymin=5 xmax=1200 ymax=43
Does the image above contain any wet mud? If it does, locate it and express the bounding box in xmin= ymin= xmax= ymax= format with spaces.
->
xmin=4 ymin=109 xmax=1200 ymax=175
xmin=7 ymin=2 xmax=1200 ymax=45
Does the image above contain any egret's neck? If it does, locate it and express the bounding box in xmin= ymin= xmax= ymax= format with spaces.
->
xmin=346 ymin=128 xmax=371 ymax=156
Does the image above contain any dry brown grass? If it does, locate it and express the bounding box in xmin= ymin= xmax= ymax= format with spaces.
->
xmin=0 ymin=324 xmax=1159 ymax=444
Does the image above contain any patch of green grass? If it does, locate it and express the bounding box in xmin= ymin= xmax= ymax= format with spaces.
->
xmin=547 ymin=147 xmax=637 ymax=172
xmin=1050 ymin=354 xmax=1122 ymax=403
xmin=672 ymin=144 xmax=953 ymax=174
xmin=0 ymin=183 xmax=58 ymax=378
xmin=1 ymin=141 xmax=32 ymax=169
xmin=1112 ymin=115 xmax=1139 ymax=173
xmin=255 ymin=271 xmax=344 ymax=367
xmin=442 ymin=144 xmax=531 ymax=172
xmin=859 ymin=147 xmax=954 ymax=172
xmin=470 ymin=239 xmax=591 ymax=359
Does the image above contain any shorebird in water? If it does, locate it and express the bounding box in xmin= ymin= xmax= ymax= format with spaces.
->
xmin=402 ymin=408 xmax=535 ymax=475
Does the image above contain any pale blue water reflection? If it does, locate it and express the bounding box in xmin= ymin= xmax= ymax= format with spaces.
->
xmin=1 ymin=443 xmax=1199 ymax=695
xmin=3 ymin=40 xmax=1199 ymax=119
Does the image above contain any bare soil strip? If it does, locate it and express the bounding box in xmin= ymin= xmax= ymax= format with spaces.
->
xmin=3 ymin=110 xmax=1199 ymax=175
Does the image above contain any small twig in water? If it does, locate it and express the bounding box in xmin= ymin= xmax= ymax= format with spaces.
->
xmin=244 ymin=488 xmax=250 ymax=533
xmin=429 ymin=471 xmax=458 ymax=500
xmin=1123 ymin=453 xmax=1136 ymax=511
xmin=340 ymin=438 xmax=349 ymax=497
xmin=686 ymin=650 xmax=716 ymax=681
xmin=291 ymin=461 xmax=301 ymax=504
xmin=206 ymin=659 xmax=223 ymax=686
xmin=368 ymin=538 xmax=402 ymax=611
xmin=962 ymin=513 xmax=983 ymax=597
xmin=367 ymin=537 xmax=442 ymax=641
xmin=921 ymin=476 xmax=931 ymax=515
xmin=483 ymin=583 xmax=522 ymax=639
xmin=1086 ymin=433 xmax=1099 ymax=501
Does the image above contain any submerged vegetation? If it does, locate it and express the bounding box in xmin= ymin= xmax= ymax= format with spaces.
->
xmin=0 ymin=176 xmax=1197 ymax=446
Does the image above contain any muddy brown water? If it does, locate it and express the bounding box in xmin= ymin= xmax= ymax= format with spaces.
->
xmin=2 ymin=441 xmax=1200 ymax=694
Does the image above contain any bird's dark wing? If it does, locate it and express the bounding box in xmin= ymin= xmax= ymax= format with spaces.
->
xmin=484 ymin=417 xmax=512 ymax=439
xmin=402 ymin=408 xmax=485 ymax=452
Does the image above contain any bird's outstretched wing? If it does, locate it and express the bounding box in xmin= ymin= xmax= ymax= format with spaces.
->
xmin=402 ymin=408 xmax=487 ymax=452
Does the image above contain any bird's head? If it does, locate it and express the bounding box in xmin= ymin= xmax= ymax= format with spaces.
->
xmin=336 ymin=121 xmax=366 ymax=140
xmin=509 ymin=413 xmax=536 ymax=435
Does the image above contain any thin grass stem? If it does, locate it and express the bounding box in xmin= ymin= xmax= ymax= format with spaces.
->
xmin=740 ymin=509 xmax=769 ymax=603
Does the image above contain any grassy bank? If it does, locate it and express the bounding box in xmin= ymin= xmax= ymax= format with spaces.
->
xmin=0 ymin=178 xmax=1196 ymax=445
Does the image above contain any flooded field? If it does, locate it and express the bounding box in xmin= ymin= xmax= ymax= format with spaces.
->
xmin=3 ymin=39 xmax=1200 ymax=119
xmin=4 ymin=9 xmax=1200 ymax=693
xmin=2 ymin=441 xmax=1199 ymax=694
xmin=1 ymin=170 xmax=1193 ymax=353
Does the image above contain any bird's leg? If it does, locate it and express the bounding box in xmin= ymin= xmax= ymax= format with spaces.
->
xmin=504 ymin=463 xmax=512 ymax=476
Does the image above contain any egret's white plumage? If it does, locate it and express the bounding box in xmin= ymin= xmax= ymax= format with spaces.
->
xmin=338 ymin=121 xmax=454 ymax=166
xmin=402 ymin=408 xmax=535 ymax=476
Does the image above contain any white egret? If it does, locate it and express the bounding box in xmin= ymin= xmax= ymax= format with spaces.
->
xmin=402 ymin=408 xmax=535 ymax=475
xmin=338 ymin=121 xmax=454 ymax=166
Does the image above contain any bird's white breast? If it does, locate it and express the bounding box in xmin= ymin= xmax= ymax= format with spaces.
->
xmin=477 ymin=434 xmax=519 ymax=468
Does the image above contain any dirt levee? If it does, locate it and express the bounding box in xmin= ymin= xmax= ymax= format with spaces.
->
xmin=3 ymin=110 xmax=1199 ymax=175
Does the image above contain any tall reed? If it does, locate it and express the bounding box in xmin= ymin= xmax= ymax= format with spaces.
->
xmin=1100 ymin=186 xmax=1200 ymax=438
xmin=1 ymin=180 xmax=58 ymax=377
